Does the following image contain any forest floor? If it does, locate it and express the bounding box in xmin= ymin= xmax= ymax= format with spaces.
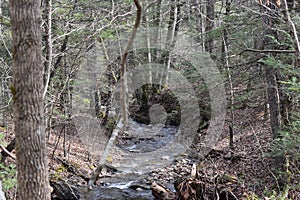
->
xmin=44 ymin=106 xmax=299 ymax=199
xmin=1 ymin=107 xmax=300 ymax=199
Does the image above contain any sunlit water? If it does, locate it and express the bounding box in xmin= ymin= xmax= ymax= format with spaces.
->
xmin=108 ymin=119 xmax=184 ymax=174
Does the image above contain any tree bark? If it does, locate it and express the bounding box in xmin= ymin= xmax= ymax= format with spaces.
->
xmin=163 ymin=1 xmax=181 ymax=86
xmin=0 ymin=0 xmax=4 ymax=128
xmin=9 ymin=0 xmax=51 ymax=199
xmin=260 ymin=0 xmax=282 ymax=137
xmin=193 ymin=0 xmax=206 ymax=51
xmin=282 ymin=0 xmax=300 ymax=66
xmin=120 ymin=0 xmax=142 ymax=125
xmin=223 ymin=0 xmax=234 ymax=151
xmin=265 ymin=66 xmax=281 ymax=137
xmin=152 ymin=0 xmax=162 ymax=61
xmin=88 ymin=0 xmax=142 ymax=187
xmin=205 ymin=0 xmax=215 ymax=53
xmin=43 ymin=0 xmax=53 ymax=99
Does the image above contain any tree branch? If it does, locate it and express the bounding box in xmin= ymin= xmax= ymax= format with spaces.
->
xmin=239 ymin=48 xmax=295 ymax=55
xmin=282 ymin=0 xmax=300 ymax=66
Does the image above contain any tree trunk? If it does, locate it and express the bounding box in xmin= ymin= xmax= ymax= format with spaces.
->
xmin=0 ymin=0 xmax=5 ymax=128
xmin=223 ymin=0 xmax=234 ymax=151
xmin=259 ymin=0 xmax=282 ymax=137
xmin=205 ymin=0 xmax=215 ymax=53
xmin=163 ymin=1 xmax=181 ymax=86
xmin=88 ymin=1 xmax=142 ymax=186
xmin=152 ymin=0 xmax=162 ymax=61
xmin=9 ymin=0 xmax=51 ymax=199
xmin=120 ymin=0 xmax=141 ymax=125
xmin=43 ymin=0 xmax=53 ymax=99
xmin=282 ymin=0 xmax=300 ymax=66
xmin=193 ymin=0 xmax=206 ymax=51
xmin=0 ymin=0 xmax=2 ymax=34
xmin=265 ymin=66 xmax=281 ymax=137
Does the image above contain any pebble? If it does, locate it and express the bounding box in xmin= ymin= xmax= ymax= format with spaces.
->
xmin=148 ymin=158 xmax=193 ymax=184
xmin=161 ymin=156 xmax=170 ymax=160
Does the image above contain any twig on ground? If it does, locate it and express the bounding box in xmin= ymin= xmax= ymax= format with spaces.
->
xmin=268 ymin=168 xmax=280 ymax=192
xmin=0 ymin=144 xmax=16 ymax=160
xmin=250 ymin=125 xmax=265 ymax=156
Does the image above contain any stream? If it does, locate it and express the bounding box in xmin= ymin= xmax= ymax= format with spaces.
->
xmin=79 ymin=119 xmax=184 ymax=200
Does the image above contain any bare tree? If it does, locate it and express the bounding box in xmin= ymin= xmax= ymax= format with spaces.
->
xmin=9 ymin=0 xmax=51 ymax=199
xmin=88 ymin=0 xmax=142 ymax=187
xmin=120 ymin=0 xmax=142 ymax=125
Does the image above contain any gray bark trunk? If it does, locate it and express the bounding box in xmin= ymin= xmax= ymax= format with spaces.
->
xmin=9 ymin=0 xmax=51 ymax=199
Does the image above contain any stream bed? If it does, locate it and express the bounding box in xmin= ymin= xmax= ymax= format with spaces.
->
xmin=80 ymin=120 xmax=183 ymax=199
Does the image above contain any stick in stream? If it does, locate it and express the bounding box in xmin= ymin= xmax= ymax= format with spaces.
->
xmin=88 ymin=120 xmax=123 ymax=188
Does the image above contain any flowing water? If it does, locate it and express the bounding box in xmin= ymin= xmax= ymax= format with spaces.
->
xmin=80 ymin=119 xmax=183 ymax=200
xmin=108 ymin=120 xmax=185 ymax=174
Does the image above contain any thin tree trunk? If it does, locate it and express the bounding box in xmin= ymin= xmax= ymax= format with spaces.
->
xmin=120 ymin=0 xmax=142 ymax=125
xmin=9 ymin=0 xmax=51 ymax=199
xmin=260 ymin=0 xmax=282 ymax=137
xmin=152 ymin=0 xmax=161 ymax=61
xmin=88 ymin=0 xmax=142 ymax=187
xmin=43 ymin=0 xmax=53 ymax=141
xmin=205 ymin=0 xmax=215 ymax=53
xmin=282 ymin=0 xmax=300 ymax=66
xmin=223 ymin=0 xmax=234 ymax=151
xmin=0 ymin=0 xmax=4 ymax=128
xmin=145 ymin=3 xmax=152 ymax=84
xmin=162 ymin=1 xmax=181 ymax=86
xmin=281 ymin=0 xmax=299 ymax=127
xmin=0 ymin=0 xmax=2 ymax=33
xmin=165 ymin=1 xmax=176 ymax=51
xmin=43 ymin=0 xmax=52 ymax=99
xmin=193 ymin=0 xmax=205 ymax=51
xmin=266 ymin=66 xmax=281 ymax=137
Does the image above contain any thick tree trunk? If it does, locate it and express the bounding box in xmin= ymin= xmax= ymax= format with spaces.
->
xmin=9 ymin=0 xmax=51 ymax=199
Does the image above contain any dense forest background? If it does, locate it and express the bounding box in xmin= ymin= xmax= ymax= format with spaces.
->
xmin=1 ymin=0 xmax=300 ymax=199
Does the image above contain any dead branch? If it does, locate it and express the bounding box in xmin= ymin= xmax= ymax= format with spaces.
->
xmin=239 ymin=48 xmax=295 ymax=55
xmin=1 ymin=138 xmax=15 ymax=162
xmin=0 ymin=144 xmax=16 ymax=160
xmin=56 ymin=157 xmax=89 ymax=182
